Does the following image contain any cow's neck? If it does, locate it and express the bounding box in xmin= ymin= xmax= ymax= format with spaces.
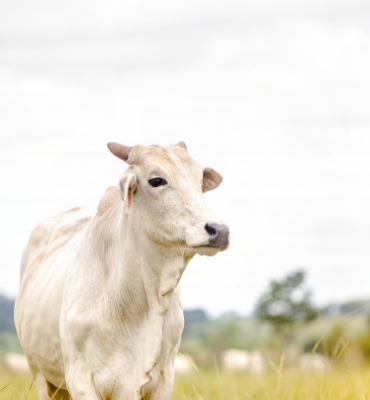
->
xmin=120 ymin=215 xmax=190 ymax=315
xmin=82 ymin=190 xmax=189 ymax=390
xmin=93 ymin=202 xmax=191 ymax=318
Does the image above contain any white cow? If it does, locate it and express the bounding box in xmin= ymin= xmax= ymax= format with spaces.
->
xmin=2 ymin=353 xmax=31 ymax=376
xmin=298 ymin=353 xmax=332 ymax=373
xmin=174 ymin=354 xmax=194 ymax=374
xmin=15 ymin=142 xmax=229 ymax=400
xmin=220 ymin=349 xmax=266 ymax=375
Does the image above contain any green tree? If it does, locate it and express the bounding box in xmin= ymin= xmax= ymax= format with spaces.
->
xmin=254 ymin=270 xmax=317 ymax=335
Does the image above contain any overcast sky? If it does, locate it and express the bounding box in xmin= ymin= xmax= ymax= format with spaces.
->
xmin=1 ymin=0 xmax=370 ymax=316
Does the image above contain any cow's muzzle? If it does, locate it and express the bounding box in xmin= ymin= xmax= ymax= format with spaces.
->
xmin=205 ymin=223 xmax=230 ymax=250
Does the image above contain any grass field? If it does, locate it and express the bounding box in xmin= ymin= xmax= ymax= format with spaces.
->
xmin=174 ymin=367 xmax=370 ymax=400
xmin=1 ymin=366 xmax=370 ymax=400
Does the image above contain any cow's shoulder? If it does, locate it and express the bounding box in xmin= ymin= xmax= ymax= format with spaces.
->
xmin=21 ymin=207 xmax=93 ymax=278
xmin=39 ymin=207 xmax=93 ymax=247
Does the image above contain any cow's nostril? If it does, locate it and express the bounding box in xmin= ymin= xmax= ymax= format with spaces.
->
xmin=205 ymin=223 xmax=230 ymax=249
xmin=205 ymin=223 xmax=217 ymax=236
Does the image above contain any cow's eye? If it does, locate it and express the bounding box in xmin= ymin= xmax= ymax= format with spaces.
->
xmin=148 ymin=177 xmax=167 ymax=187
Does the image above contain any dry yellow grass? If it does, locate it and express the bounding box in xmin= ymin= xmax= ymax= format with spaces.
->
xmin=1 ymin=367 xmax=370 ymax=399
xmin=173 ymin=366 xmax=370 ymax=400
xmin=0 ymin=373 xmax=38 ymax=400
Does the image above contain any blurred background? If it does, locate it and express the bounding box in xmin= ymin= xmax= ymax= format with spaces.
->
xmin=1 ymin=0 xmax=370 ymax=361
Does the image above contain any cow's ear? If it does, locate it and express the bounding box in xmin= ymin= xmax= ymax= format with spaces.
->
xmin=203 ymin=167 xmax=223 ymax=192
xmin=119 ymin=172 xmax=137 ymax=213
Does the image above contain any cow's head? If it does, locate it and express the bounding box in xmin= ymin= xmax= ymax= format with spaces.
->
xmin=108 ymin=142 xmax=229 ymax=256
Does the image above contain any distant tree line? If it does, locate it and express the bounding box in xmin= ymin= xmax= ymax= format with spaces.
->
xmin=254 ymin=270 xmax=318 ymax=335
xmin=183 ymin=309 xmax=209 ymax=334
xmin=0 ymin=295 xmax=16 ymax=334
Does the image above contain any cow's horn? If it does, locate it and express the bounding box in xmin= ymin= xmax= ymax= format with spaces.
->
xmin=107 ymin=142 xmax=133 ymax=162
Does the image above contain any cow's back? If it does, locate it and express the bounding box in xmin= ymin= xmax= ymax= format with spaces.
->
xmin=20 ymin=207 xmax=92 ymax=279
xmin=15 ymin=207 xmax=93 ymax=386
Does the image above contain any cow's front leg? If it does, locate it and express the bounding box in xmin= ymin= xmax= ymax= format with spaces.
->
xmin=149 ymin=366 xmax=176 ymax=400
xmin=65 ymin=361 xmax=101 ymax=400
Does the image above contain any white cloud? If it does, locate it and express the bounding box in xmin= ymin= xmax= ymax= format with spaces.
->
xmin=1 ymin=1 xmax=370 ymax=314
xmin=1 ymin=0 xmax=369 ymax=37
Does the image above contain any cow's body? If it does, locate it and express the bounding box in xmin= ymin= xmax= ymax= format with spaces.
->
xmin=15 ymin=143 xmax=229 ymax=400
xmin=2 ymin=353 xmax=31 ymax=376
xmin=298 ymin=353 xmax=332 ymax=374
xmin=219 ymin=349 xmax=265 ymax=375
